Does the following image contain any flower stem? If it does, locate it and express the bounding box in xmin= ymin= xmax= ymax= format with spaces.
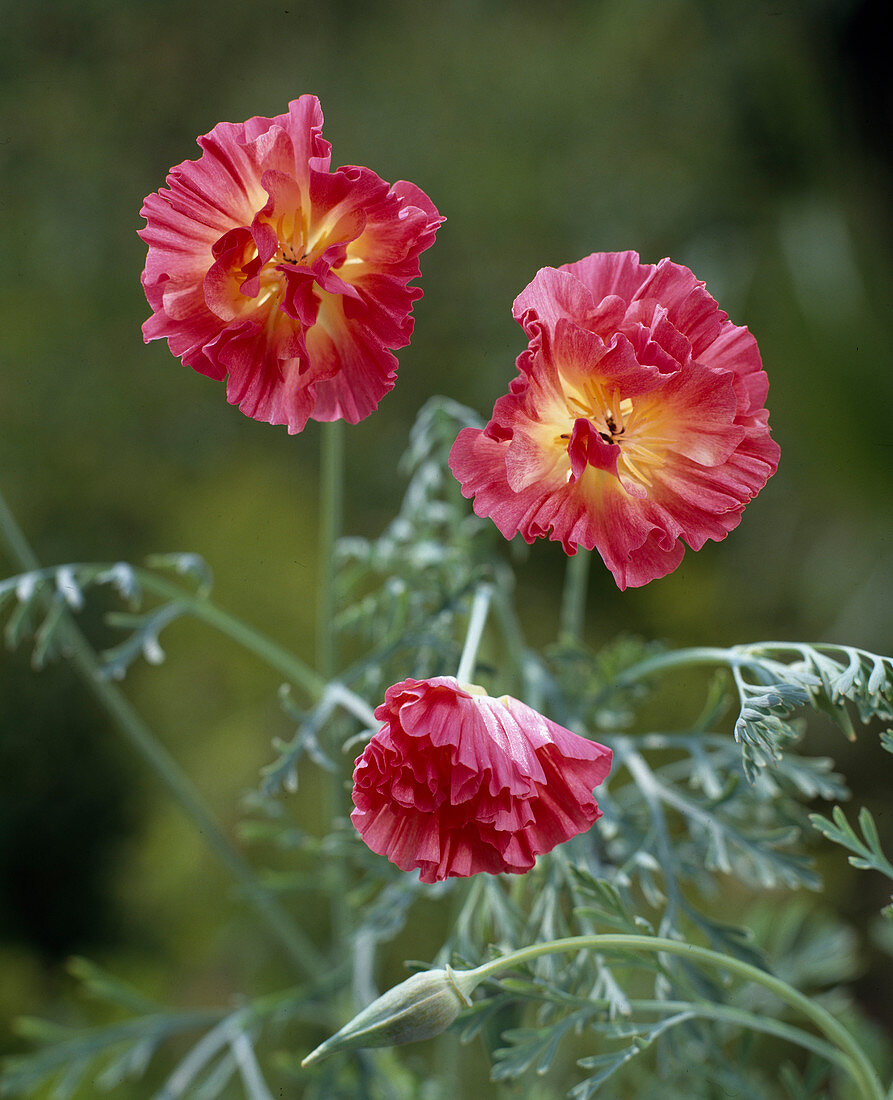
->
xmin=456 ymin=583 xmax=494 ymax=684
xmin=616 ymin=646 xmax=757 ymax=681
xmin=462 ymin=934 xmax=884 ymax=1099
xmin=317 ymin=419 xmax=344 ymax=681
xmin=620 ymin=998 xmax=845 ymax=1071
xmin=559 ymin=547 xmax=591 ymax=645
xmin=2 ymin=560 xmax=330 ymax=703
xmin=596 ymin=646 xmax=767 ymax=709
xmin=134 ymin=569 xmax=328 ymax=700
xmin=316 ymin=420 xmax=351 ymax=966
xmin=0 ymin=489 xmax=326 ymax=979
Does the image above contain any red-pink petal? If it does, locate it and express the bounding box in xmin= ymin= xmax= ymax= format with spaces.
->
xmin=631 ymin=257 xmax=727 ymax=357
xmin=561 ymin=250 xmax=656 ymax=303
xmin=352 ymin=677 xmax=612 ymax=883
xmin=512 ymin=267 xmax=597 ymax=334
xmin=451 ymin=251 xmax=780 ymax=587
xmin=139 ymin=96 xmax=442 ymax=432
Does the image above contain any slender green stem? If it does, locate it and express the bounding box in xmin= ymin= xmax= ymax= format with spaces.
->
xmin=616 ymin=646 xmax=758 ymax=683
xmin=462 ymin=934 xmax=884 ymax=1099
xmin=456 ymin=583 xmax=494 ymax=684
xmin=559 ymin=547 xmax=591 ymax=645
xmin=1 ymin=560 xmax=327 ymax=703
xmin=317 ymin=419 xmax=344 ymax=681
xmin=315 ymin=420 xmax=350 ymax=967
xmin=74 ymin=650 xmax=325 ymax=978
xmin=134 ymin=569 xmax=327 ymax=700
xmin=0 ymin=490 xmax=326 ymax=979
xmin=484 ymin=989 xmax=844 ymax=1071
xmin=625 ymin=998 xmax=845 ymax=1068
xmin=605 ymin=642 xmax=889 ymax=699
xmin=594 ymin=646 xmax=767 ymax=710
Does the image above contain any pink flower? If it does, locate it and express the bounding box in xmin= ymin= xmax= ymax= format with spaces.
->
xmin=139 ymin=96 xmax=443 ymax=432
xmin=350 ymin=677 xmax=612 ymax=883
xmin=449 ymin=251 xmax=780 ymax=589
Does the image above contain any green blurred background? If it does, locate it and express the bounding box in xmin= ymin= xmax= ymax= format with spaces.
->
xmin=1 ymin=0 xmax=891 ymax=1089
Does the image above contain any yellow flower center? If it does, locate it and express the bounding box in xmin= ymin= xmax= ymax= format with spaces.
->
xmin=554 ymin=378 xmax=672 ymax=491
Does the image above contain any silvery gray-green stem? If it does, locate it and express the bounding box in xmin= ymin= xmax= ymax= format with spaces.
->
xmin=456 ymin=583 xmax=494 ymax=684
xmin=302 ymin=931 xmax=876 ymax=1093
xmin=462 ymin=934 xmax=885 ymax=1099
xmin=611 ymin=645 xmax=762 ymax=685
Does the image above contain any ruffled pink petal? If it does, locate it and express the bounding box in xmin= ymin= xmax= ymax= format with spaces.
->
xmin=342 ymin=272 xmax=422 ymax=348
xmin=548 ymin=320 xmax=665 ymax=399
xmin=171 ymin=121 xmax=269 ymax=233
xmin=612 ymin=527 xmax=688 ymax=590
xmin=567 ymin=419 xmax=620 ymax=480
xmin=140 ymin=96 xmax=441 ymax=432
xmin=451 ymin=428 xmax=579 ymax=551
xmin=512 ymin=267 xmax=598 ymax=335
xmin=278 ymin=95 xmax=331 ymax=181
xmin=699 ymin=319 xmax=768 ymax=416
xmin=342 ymin=174 xmax=443 ymax=270
xmin=453 ymin=251 xmax=779 ymax=587
xmin=622 ymin=304 xmax=694 ymax=372
xmin=645 ymin=360 xmax=745 ymax=467
xmin=352 ymin=677 xmax=612 ymax=882
xmin=631 ymin=257 xmax=727 ymax=357
xmin=560 ymin=250 xmax=657 ymax=304
xmin=503 ymin=425 xmax=570 ymax=491
xmin=304 ymin=296 xmax=402 ymax=425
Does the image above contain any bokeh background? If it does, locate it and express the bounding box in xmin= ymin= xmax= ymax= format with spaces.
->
xmin=1 ymin=0 xmax=891 ymax=1092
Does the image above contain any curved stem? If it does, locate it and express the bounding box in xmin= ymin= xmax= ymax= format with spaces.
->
xmin=456 ymin=583 xmax=494 ymax=684
xmin=617 ymin=646 xmax=759 ymax=682
xmin=0 ymin=490 xmax=326 ymax=979
xmin=610 ymin=641 xmax=890 ymax=693
xmin=462 ymin=934 xmax=884 ymax=1099
xmin=472 ymin=984 xmax=843 ymax=1072
xmin=595 ymin=647 xmax=769 ymax=710
xmin=134 ymin=570 xmax=327 ymax=701
xmin=1 ymin=560 xmax=329 ymax=703
xmin=610 ymin=997 xmax=847 ymax=1071
xmin=559 ymin=547 xmax=591 ymax=645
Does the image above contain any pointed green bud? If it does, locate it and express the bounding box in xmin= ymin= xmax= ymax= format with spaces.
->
xmin=302 ymin=966 xmax=479 ymax=1066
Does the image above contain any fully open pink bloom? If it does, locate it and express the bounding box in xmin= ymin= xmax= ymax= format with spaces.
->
xmin=139 ymin=96 xmax=443 ymax=432
xmin=351 ymin=676 xmax=612 ymax=883
xmin=450 ymin=252 xmax=780 ymax=589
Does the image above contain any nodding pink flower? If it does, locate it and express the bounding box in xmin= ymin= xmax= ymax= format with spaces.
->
xmin=449 ymin=252 xmax=780 ymax=589
xmin=139 ymin=96 xmax=442 ymax=432
xmin=351 ymin=677 xmax=612 ymax=884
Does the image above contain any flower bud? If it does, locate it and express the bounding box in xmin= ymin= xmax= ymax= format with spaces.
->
xmin=302 ymin=966 xmax=479 ymax=1066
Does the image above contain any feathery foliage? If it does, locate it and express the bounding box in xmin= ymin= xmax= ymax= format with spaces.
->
xmin=2 ymin=399 xmax=892 ymax=1098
